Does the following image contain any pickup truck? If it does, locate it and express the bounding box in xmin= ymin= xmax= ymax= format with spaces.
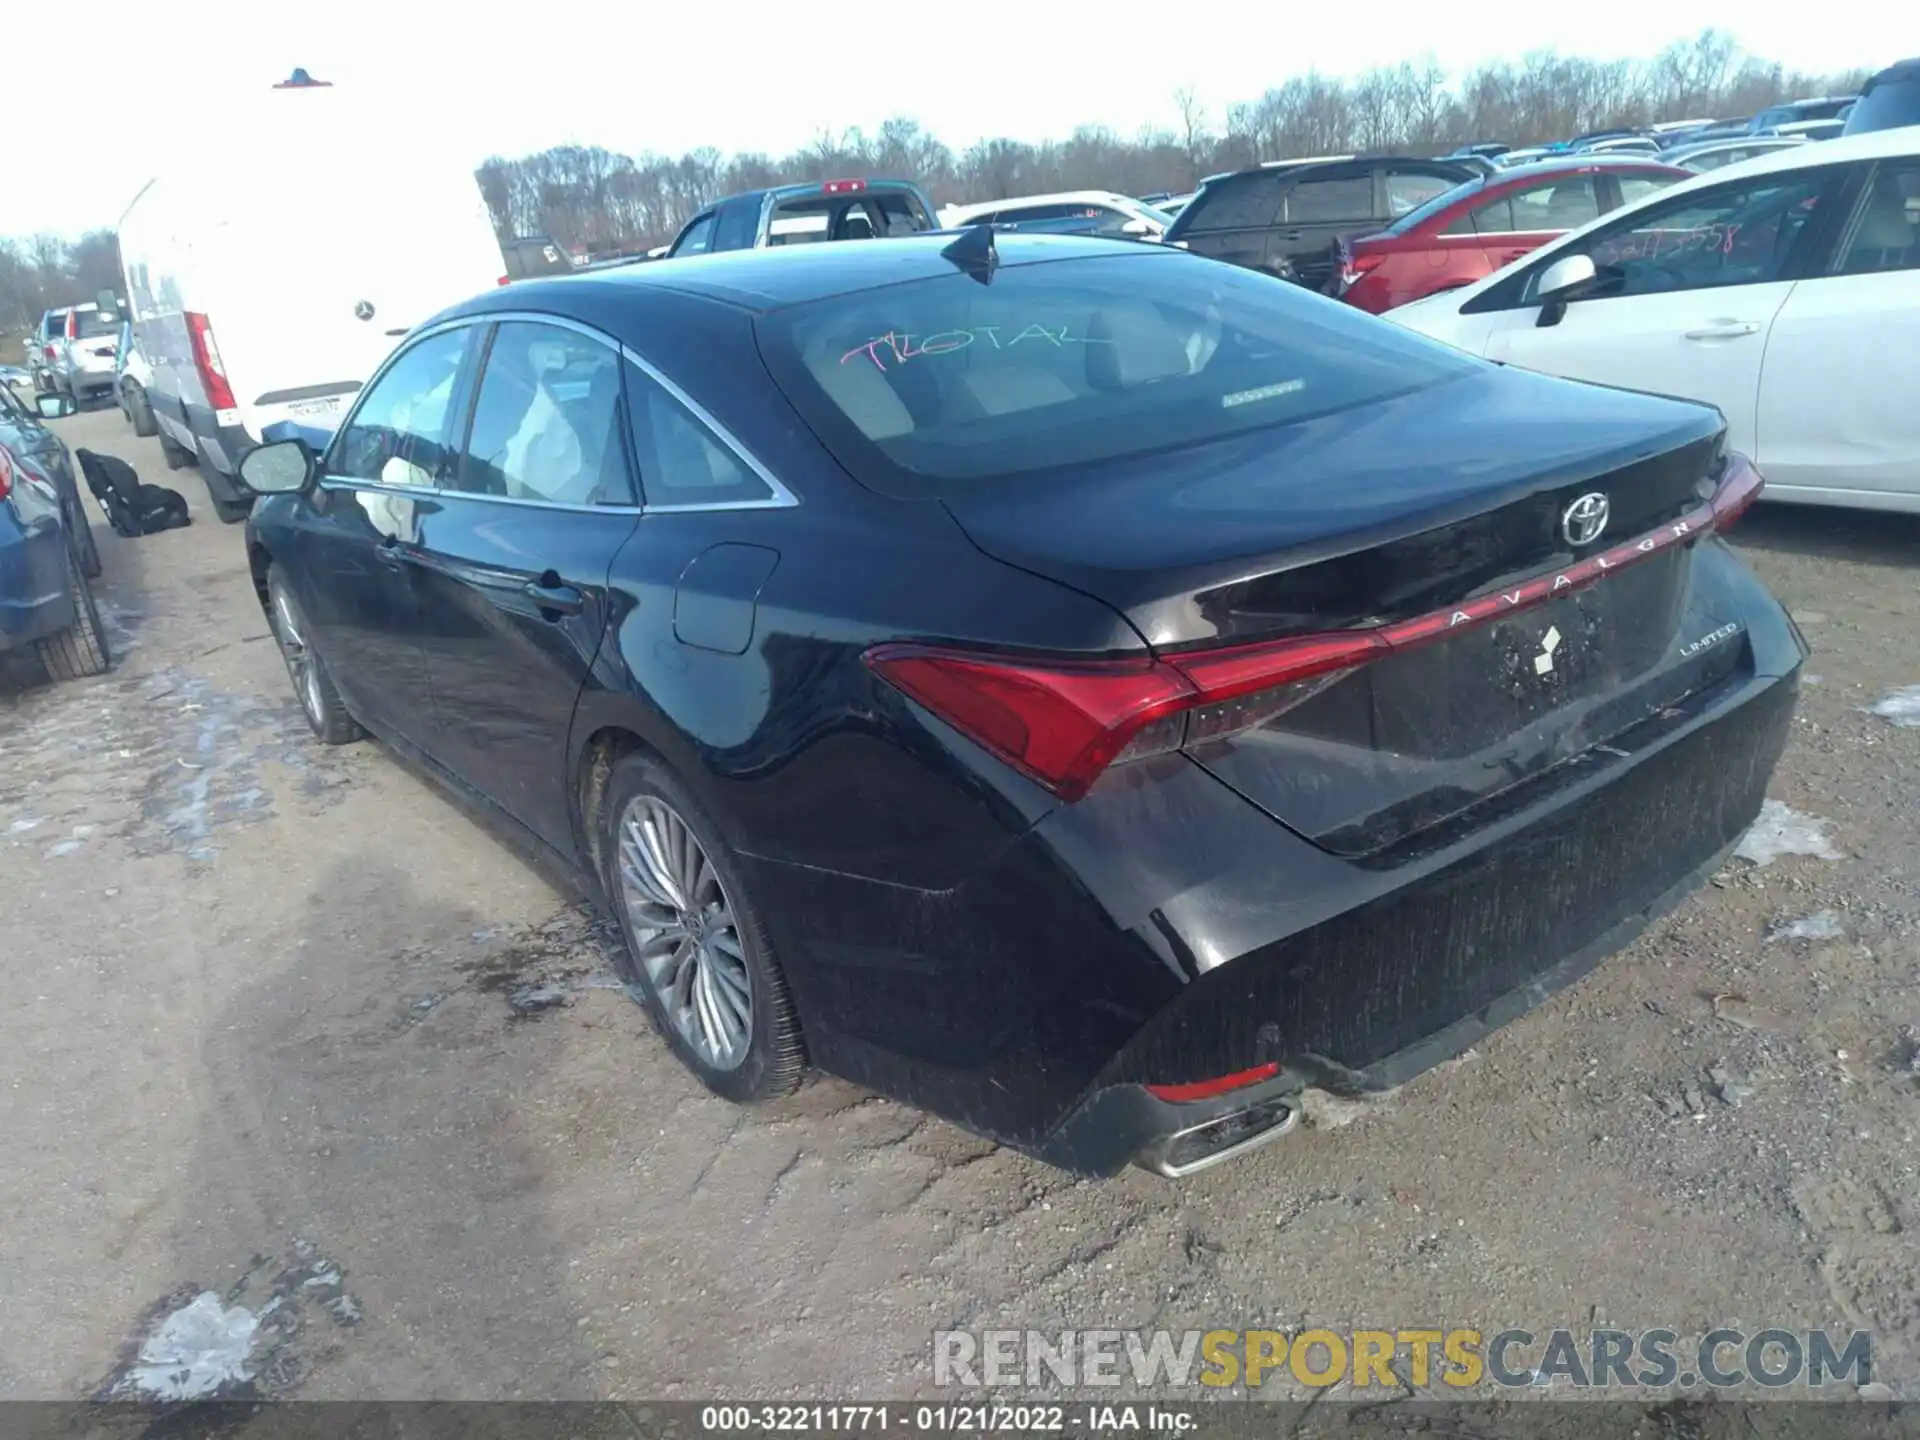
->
xmin=662 ymin=179 xmax=938 ymax=259
xmin=31 ymin=303 xmax=121 ymax=406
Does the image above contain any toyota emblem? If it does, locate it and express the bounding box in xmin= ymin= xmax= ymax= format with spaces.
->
xmin=353 ymin=300 xmax=376 ymax=322
xmin=1560 ymin=492 xmax=1611 ymax=548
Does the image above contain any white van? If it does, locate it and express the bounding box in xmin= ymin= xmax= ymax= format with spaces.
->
xmin=116 ymin=76 xmax=509 ymax=521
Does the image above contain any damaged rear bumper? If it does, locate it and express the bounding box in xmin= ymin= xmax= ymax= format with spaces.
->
xmin=1036 ymin=654 xmax=1799 ymax=1176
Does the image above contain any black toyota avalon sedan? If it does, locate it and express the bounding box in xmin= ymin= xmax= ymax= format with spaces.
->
xmin=234 ymin=230 xmax=1803 ymax=1177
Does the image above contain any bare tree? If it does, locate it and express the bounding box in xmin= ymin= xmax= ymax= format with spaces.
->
xmin=1172 ymin=86 xmax=1212 ymax=186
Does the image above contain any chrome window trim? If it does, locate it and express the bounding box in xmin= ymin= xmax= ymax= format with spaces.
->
xmin=618 ymin=342 xmax=799 ymax=512
xmin=319 ymin=308 xmax=798 ymax=516
xmin=316 ymin=474 xmax=643 ymax=516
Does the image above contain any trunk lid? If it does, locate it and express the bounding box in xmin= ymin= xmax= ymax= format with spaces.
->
xmin=940 ymin=366 xmax=1738 ymax=856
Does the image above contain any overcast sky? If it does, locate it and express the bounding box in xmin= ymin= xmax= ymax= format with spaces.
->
xmin=6 ymin=0 xmax=1901 ymax=238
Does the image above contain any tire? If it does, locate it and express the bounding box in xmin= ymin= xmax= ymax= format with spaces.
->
xmin=159 ymin=429 xmax=195 ymax=471
xmin=601 ymin=752 xmax=806 ymax=1103
xmin=35 ymin=541 xmax=111 ymax=681
xmin=265 ymin=567 xmax=364 ymax=745
xmin=72 ymin=504 xmax=101 ymax=580
xmin=132 ymin=389 xmax=158 ymax=438
xmin=119 ymin=384 xmax=133 ymax=425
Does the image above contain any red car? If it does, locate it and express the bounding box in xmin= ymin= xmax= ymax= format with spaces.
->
xmin=1329 ymin=157 xmax=1688 ymax=314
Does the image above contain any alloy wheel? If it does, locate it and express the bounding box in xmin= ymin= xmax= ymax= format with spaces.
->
xmin=616 ymin=795 xmax=753 ymax=1070
xmin=272 ymin=586 xmax=326 ymax=725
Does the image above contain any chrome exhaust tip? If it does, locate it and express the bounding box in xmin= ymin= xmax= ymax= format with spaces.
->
xmin=1134 ymin=1095 xmax=1299 ymax=1178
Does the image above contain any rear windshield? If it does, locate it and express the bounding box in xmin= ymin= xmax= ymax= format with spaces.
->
xmin=755 ymin=251 xmax=1480 ymax=494
xmin=74 ymin=310 xmax=119 ymax=338
xmin=1845 ymin=74 xmax=1920 ymax=134
xmin=769 ymin=192 xmax=931 ymax=245
xmin=1383 ymin=178 xmax=1485 ymax=235
xmin=1171 ymin=173 xmax=1283 ymax=233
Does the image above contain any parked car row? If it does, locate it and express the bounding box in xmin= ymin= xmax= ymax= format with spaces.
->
xmin=1387 ymin=126 xmax=1919 ymax=516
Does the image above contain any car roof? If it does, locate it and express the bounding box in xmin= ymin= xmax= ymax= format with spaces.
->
xmin=1415 ymin=152 xmax=1682 ymax=209
xmin=944 ymin=191 xmax=1138 ymax=221
xmin=709 ymin=179 xmax=924 ymax=212
xmin=1661 ymin=136 xmax=1803 ymax=161
xmin=452 ymin=232 xmax=1169 ymax=316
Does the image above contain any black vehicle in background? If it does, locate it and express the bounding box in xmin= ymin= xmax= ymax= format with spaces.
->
xmin=501 ymin=235 xmax=576 ymax=283
xmin=665 ymin=179 xmax=937 ymax=258
xmin=230 ymin=233 xmax=1802 ymax=1178
xmin=1843 ymin=59 xmax=1920 ymax=136
xmin=1747 ymin=96 xmax=1858 ymax=134
xmin=1164 ymin=155 xmax=1477 ymax=289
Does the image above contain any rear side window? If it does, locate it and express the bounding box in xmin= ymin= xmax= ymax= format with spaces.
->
xmin=626 ymin=360 xmax=775 ymax=508
xmin=1180 ymin=174 xmax=1285 ymax=231
xmin=1454 ymin=196 xmax=1514 ymax=234
xmin=1838 ymin=161 xmax=1920 ymax=275
xmin=1845 ymin=72 xmax=1920 ymax=135
xmin=755 ymin=251 xmax=1480 ymax=494
xmin=1509 ymin=176 xmax=1602 ymax=231
xmin=1284 ymin=176 xmax=1373 ymax=223
xmin=1386 ymin=171 xmax=1455 ymax=217
xmin=1615 ymin=174 xmax=1678 ymax=207
xmin=457 ymin=322 xmax=633 ymax=506
xmin=712 ymin=203 xmax=758 ymax=252
xmin=672 ymin=214 xmax=717 ymax=257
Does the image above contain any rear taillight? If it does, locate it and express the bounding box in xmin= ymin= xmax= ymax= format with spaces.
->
xmin=1709 ymin=453 xmax=1765 ymax=530
xmin=185 ymin=311 xmax=237 ymax=411
xmin=42 ymin=344 xmax=56 ymax=361
xmin=497 ymin=275 xmax=512 ymax=287
xmin=821 ymin=178 xmax=867 ymax=194
xmin=64 ymin=313 xmax=78 ymax=340
xmin=865 ymin=629 xmax=1384 ymax=802
xmin=1336 ymin=251 xmax=1387 ymax=294
xmin=868 ymin=454 xmax=1767 ymax=803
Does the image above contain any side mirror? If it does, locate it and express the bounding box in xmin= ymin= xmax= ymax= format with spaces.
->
xmin=36 ymin=393 xmax=76 ymax=420
xmin=236 ymin=438 xmax=317 ymax=496
xmin=1534 ymin=253 xmax=1597 ymax=328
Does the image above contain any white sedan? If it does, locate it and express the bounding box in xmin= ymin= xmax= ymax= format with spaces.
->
xmin=1388 ymin=127 xmax=1920 ymax=514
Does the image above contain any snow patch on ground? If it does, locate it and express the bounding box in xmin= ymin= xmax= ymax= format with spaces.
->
xmin=1864 ymin=686 xmax=1920 ymax=729
xmin=1767 ymin=909 xmax=1845 ymax=943
xmin=1735 ymin=800 xmax=1840 ymax=867
xmin=120 ymin=1291 xmax=260 ymax=1400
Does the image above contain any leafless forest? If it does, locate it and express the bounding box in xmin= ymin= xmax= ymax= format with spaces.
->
xmin=474 ymin=30 xmax=1867 ymax=253
xmin=0 ymin=27 xmax=1872 ymax=346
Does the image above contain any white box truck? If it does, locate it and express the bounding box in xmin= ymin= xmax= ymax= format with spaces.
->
xmin=116 ymin=71 xmax=511 ymax=521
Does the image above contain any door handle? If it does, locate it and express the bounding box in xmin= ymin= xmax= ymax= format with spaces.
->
xmin=1684 ymin=321 xmax=1761 ymax=340
xmin=373 ymin=539 xmax=405 ymax=568
xmin=524 ymin=579 xmax=584 ymax=617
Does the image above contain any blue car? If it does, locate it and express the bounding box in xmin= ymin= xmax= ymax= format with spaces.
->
xmin=0 ymin=392 xmax=109 ymax=681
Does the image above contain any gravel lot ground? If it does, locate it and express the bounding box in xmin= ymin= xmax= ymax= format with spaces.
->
xmin=3 ymin=402 xmax=1916 ymax=1408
